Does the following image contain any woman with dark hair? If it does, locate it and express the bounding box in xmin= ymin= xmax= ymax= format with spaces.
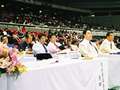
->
xmin=47 ymin=34 xmax=61 ymax=54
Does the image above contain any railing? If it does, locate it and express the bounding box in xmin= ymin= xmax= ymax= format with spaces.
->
xmin=0 ymin=22 xmax=120 ymax=36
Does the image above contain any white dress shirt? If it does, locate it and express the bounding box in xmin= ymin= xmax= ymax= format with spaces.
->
xmin=100 ymin=39 xmax=120 ymax=53
xmin=47 ymin=42 xmax=61 ymax=54
xmin=32 ymin=42 xmax=48 ymax=55
xmin=79 ymin=39 xmax=98 ymax=57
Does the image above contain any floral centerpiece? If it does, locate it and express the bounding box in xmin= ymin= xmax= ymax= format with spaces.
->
xmin=0 ymin=43 xmax=27 ymax=77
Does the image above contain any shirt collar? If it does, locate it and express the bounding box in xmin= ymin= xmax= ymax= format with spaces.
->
xmin=83 ymin=39 xmax=90 ymax=44
xmin=105 ymin=39 xmax=112 ymax=43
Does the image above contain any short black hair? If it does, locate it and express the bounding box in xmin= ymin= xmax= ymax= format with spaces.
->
xmin=1 ymin=35 xmax=8 ymax=42
xmin=106 ymin=32 xmax=113 ymax=37
xmin=38 ymin=34 xmax=46 ymax=39
xmin=82 ymin=30 xmax=91 ymax=39
xmin=83 ymin=30 xmax=91 ymax=35
xmin=48 ymin=34 xmax=56 ymax=39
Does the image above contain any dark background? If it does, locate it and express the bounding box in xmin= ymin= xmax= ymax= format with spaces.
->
xmin=1 ymin=0 xmax=120 ymax=27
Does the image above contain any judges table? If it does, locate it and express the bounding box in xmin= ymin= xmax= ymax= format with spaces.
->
xmin=108 ymin=55 xmax=120 ymax=88
xmin=0 ymin=75 xmax=7 ymax=90
xmin=7 ymin=57 xmax=108 ymax=90
xmin=1 ymin=54 xmax=120 ymax=90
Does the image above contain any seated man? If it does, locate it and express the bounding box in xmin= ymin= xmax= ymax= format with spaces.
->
xmin=79 ymin=30 xmax=99 ymax=58
xmin=100 ymin=32 xmax=120 ymax=53
xmin=32 ymin=34 xmax=52 ymax=60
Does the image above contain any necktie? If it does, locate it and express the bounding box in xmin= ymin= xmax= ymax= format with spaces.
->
xmin=43 ymin=45 xmax=48 ymax=53
xmin=89 ymin=41 xmax=98 ymax=53
xmin=110 ymin=42 xmax=112 ymax=49
xmin=54 ymin=43 xmax=59 ymax=49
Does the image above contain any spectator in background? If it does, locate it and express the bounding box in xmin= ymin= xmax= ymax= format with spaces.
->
xmin=18 ymin=32 xmax=33 ymax=51
xmin=64 ymin=36 xmax=72 ymax=48
xmin=7 ymin=31 xmax=18 ymax=48
xmin=70 ymin=39 xmax=79 ymax=51
xmin=1 ymin=35 xmax=9 ymax=48
xmin=100 ymin=32 xmax=120 ymax=53
xmin=21 ymin=26 xmax=27 ymax=34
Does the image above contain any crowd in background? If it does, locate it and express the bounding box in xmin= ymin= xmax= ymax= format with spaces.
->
xmin=0 ymin=27 xmax=82 ymax=52
xmin=0 ymin=12 xmax=117 ymax=31
xmin=1 ymin=1 xmax=120 ymax=90
xmin=1 ymin=3 xmax=119 ymax=31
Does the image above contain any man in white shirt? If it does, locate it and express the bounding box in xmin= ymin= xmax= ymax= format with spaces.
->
xmin=100 ymin=32 xmax=120 ymax=53
xmin=79 ymin=30 xmax=99 ymax=57
xmin=32 ymin=34 xmax=48 ymax=56
xmin=47 ymin=35 xmax=61 ymax=54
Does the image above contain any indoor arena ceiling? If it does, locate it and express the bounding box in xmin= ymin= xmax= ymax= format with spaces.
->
xmin=2 ymin=0 xmax=120 ymax=15
xmin=10 ymin=0 xmax=120 ymax=9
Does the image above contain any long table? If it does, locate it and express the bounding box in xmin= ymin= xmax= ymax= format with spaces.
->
xmin=1 ymin=54 xmax=120 ymax=90
xmin=7 ymin=57 xmax=108 ymax=90
xmin=108 ymin=55 xmax=120 ymax=88
xmin=0 ymin=74 xmax=7 ymax=90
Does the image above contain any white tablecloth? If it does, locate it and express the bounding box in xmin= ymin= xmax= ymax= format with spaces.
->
xmin=108 ymin=55 xmax=120 ymax=88
xmin=0 ymin=74 xmax=7 ymax=90
xmin=19 ymin=54 xmax=36 ymax=62
xmin=7 ymin=58 xmax=107 ymax=90
xmin=2 ymin=53 xmax=120 ymax=90
xmin=19 ymin=55 xmax=120 ymax=88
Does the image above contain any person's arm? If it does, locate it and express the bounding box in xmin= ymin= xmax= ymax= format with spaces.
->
xmin=79 ymin=44 xmax=90 ymax=57
xmin=47 ymin=43 xmax=60 ymax=54
xmin=32 ymin=44 xmax=39 ymax=55
xmin=112 ymin=42 xmax=120 ymax=50
xmin=100 ymin=41 xmax=111 ymax=53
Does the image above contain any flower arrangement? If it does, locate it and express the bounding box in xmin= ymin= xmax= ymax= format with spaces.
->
xmin=0 ymin=43 xmax=27 ymax=77
xmin=7 ymin=62 xmax=27 ymax=78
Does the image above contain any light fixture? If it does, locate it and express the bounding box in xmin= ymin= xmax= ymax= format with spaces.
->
xmin=1 ymin=4 xmax=4 ymax=8
xmin=21 ymin=8 xmax=24 ymax=10
xmin=91 ymin=14 xmax=95 ymax=17
xmin=39 ymin=10 xmax=42 ymax=13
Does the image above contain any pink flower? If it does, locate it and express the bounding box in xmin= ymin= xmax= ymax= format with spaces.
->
xmin=9 ymin=48 xmax=19 ymax=66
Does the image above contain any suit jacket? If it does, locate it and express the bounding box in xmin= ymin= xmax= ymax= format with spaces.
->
xmin=79 ymin=39 xmax=98 ymax=57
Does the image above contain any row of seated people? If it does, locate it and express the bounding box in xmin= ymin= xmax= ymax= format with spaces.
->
xmin=0 ymin=29 xmax=120 ymax=60
xmin=32 ymin=30 xmax=120 ymax=59
xmin=79 ymin=30 xmax=120 ymax=58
